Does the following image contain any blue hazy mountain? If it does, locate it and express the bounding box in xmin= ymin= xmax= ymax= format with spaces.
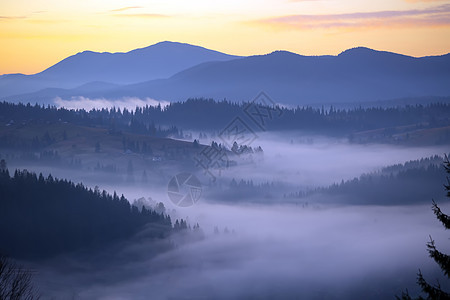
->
xmin=0 ymin=41 xmax=240 ymax=98
xmin=117 ymin=47 xmax=450 ymax=104
xmin=3 ymin=46 xmax=450 ymax=105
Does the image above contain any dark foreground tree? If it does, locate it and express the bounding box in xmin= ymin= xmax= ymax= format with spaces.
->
xmin=0 ymin=255 xmax=39 ymax=299
xmin=397 ymin=154 xmax=450 ymax=300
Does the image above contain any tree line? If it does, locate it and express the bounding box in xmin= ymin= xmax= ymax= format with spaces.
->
xmin=287 ymin=156 xmax=447 ymax=205
xmin=0 ymin=167 xmax=173 ymax=259
xmin=1 ymin=99 xmax=449 ymax=139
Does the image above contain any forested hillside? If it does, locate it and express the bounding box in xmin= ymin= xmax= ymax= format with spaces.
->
xmin=1 ymin=100 xmax=449 ymax=146
xmin=287 ymin=156 xmax=447 ymax=205
xmin=0 ymin=168 xmax=172 ymax=259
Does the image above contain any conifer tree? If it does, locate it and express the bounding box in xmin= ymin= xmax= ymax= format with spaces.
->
xmin=398 ymin=155 xmax=450 ymax=300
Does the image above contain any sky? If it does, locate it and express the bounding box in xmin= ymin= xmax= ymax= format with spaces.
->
xmin=1 ymin=0 xmax=450 ymax=75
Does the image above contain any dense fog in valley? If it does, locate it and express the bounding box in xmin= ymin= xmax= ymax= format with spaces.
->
xmin=2 ymin=125 xmax=450 ymax=298
xmin=31 ymin=203 xmax=449 ymax=300
xmin=1 ymin=38 xmax=450 ymax=299
xmin=7 ymin=133 xmax=448 ymax=196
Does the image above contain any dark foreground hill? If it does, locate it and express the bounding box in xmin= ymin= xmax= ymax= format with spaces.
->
xmin=0 ymin=169 xmax=172 ymax=259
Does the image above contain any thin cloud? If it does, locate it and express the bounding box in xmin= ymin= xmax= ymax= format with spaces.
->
xmin=405 ymin=0 xmax=447 ymax=2
xmin=27 ymin=19 xmax=67 ymax=25
xmin=113 ymin=13 xmax=170 ymax=19
xmin=1 ymin=11 xmax=47 ymax=21
xmin=0 ymin=15 xmax=27 ymax=20
xmin=110 ymin=6 xmax=143 ymax=12
xmin=252 ymin=4 xmax=450 ymax=30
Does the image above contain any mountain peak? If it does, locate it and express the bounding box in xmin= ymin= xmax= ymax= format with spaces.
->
xmin=260 ymin=50 xmax=302 ymax=59
xmin=140 ymin=41 xmax=188 ymax=50
xmin=338 ymin=47 xmax=378 ymax=56
xmin=0 ymin=41 xmax=241 ymax=97
xmin=75 ymin=50 xmax=100 ymax=56
xmin=337 ymin=47 xmax=414 ymax=60
xmin=153 ymin=41 xmax=187 ymax=46
xmin=72 ymin=41 xmax=211 ymax=57
xmin=134 ymin=41 xmax=218 ymax=54
xmin=269 ymin=50 xmax=298 ymax=55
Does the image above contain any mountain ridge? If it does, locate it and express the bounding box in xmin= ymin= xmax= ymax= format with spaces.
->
xmin=1 ymin=42 xmax=449 ymax=105
xmin=4 ymin=43 xmax=449 ymax=78
xmin=0 ymin=41 xmax=240 ymax=98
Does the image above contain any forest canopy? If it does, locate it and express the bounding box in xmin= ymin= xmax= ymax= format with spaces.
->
xmin=0 ymin=168 xmax=172 ymax=259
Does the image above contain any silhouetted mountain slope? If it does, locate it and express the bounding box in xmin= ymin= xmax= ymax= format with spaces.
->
xmin=119 ymin=47 xmax=449 ymax=104
xmin=37 ymin=41 xmax=239 ymax=84
xmin=0 ymin=41 xmax=240 ymax=97
xmin=6 ymin=47 xmax=449 ymax=105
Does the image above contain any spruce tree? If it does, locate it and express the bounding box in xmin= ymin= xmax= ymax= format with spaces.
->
xmin=398 ymin=155 xmax=450 ymax=300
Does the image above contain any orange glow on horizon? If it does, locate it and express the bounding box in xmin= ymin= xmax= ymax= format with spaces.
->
xmin=0 ymin=0 xmax=449 ymax=75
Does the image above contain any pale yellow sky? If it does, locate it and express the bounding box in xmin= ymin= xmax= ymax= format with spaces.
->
xmin=1 ymin=0 xmax=449 ymax=74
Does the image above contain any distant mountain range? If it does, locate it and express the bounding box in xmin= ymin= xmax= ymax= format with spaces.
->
xmin=1 ymin=42 xmax=449 ymax=106
xmin=0 ymin=41 xmax=239 ymax=98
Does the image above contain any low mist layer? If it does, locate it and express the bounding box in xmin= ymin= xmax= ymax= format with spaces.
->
xmin=35 ymin=203 xmax=449 ymax=300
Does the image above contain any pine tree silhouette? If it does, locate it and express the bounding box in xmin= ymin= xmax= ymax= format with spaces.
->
xmin=397 ymin=154 xmax=450 ymax=300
